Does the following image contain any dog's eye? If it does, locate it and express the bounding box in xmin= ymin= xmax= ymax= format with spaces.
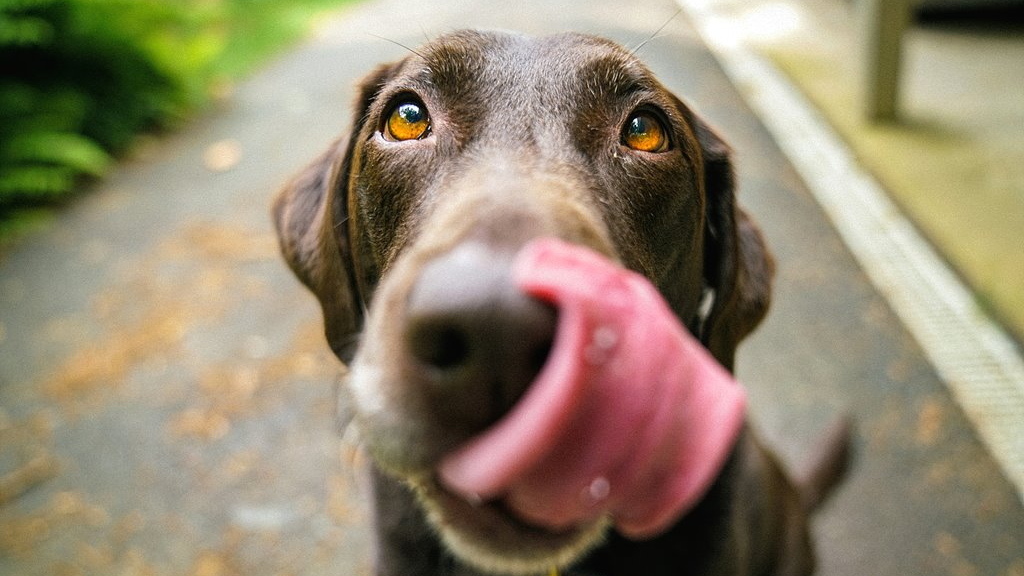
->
xmin=384 ymin=101 xmax=430 ymax=141
xmin=622 ymin=112 xmax=669 ymax=153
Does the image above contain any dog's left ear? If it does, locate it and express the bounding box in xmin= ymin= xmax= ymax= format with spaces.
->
xmin=690 ymin=113 xmax=774 ymax=371
xmin=272 ymin=62 xmax=400 ymax=363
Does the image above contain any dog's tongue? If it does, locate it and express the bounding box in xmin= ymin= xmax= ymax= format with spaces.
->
xmin=438 ymin=238 xmax=746 ymax=538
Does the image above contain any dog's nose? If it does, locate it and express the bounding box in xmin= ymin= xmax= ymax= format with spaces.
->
xmin=405 ymin=243 xmax=556 ymax=435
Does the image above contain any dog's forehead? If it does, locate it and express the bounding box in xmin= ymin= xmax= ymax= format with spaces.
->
xmin=401 ymin=30 xmax=658 ymax=101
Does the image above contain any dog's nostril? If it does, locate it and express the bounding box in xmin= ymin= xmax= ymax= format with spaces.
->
xmin=409 ymin=321 xmax=472 ymax=371
xmin=529 ymin=339 xmax=553 ymax=378
xmin=431 ymin=326 xmax=471 ymax=369
xmin=403 ymin=244 xmax=559 ymax=436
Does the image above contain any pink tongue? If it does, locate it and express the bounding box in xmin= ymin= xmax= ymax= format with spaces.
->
xmin=437 ymin=238 xmax=746 ymax=538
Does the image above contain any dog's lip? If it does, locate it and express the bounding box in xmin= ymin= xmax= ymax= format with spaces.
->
xmin=432 ymin=478 xmax=586 ymax=537
xmin=416 ymin=474 xmax=603 ymax=549
xmin=411 ymin=475 xmax=610 ymax=573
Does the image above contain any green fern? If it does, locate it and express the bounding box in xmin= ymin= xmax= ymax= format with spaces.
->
xmin=0 ymin=0 xmax=186 ymax=209
xmin=0 ymin=13 xmax=51 ymax=45
xmin=1 ymin=0 xmax=358 ymax=238
xmin=0 ymin=0 xmax=58 ymax=43
xmin=1 ymin=132 xmax=111 ymax=176
xmin=0 ymin=166 xmax=77 ymax=200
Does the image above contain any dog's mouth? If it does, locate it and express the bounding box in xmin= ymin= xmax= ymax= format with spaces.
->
xmin=410 ymin=475 xmax=610 ymax=575
xmin=356 ymin=238 xmax=747 ymax=572
xmin=433 ymin=238 xmax=746 ymax=538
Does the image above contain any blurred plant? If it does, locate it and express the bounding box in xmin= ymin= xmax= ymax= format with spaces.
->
xmin=0 ymin=0 xmax=356 ymax=243
xmin=0 ymin=0 xmax=225 ymax=223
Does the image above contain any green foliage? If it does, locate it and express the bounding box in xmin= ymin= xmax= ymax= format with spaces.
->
xmin=0 ymin=0 xmax=222 ymax=215
xmin=0 ymin=0 xmax=357 ymax=242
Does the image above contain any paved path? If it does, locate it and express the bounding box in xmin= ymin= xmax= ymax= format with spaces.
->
xmin=1 ymin=0 xmax=1022 ymax=574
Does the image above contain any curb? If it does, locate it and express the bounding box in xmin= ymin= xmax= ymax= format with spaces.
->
xmin=678 ymin=0 xmax=1024 ymax=504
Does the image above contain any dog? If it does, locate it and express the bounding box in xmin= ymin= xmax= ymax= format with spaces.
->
xmin=273 ymin=30 xmax=849 ymax=576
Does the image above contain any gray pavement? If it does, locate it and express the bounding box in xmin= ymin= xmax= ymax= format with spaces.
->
xmin=1 ymin=0 xmax=1022 ymax=574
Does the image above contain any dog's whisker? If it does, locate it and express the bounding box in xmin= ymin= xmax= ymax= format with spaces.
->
xmin=630 ymin=8 xmax=682 ymax=56
xmin=366 ymin=32 xmax=427 ymax=59
xmin=632 ymin=32 xmax=670 ymax=55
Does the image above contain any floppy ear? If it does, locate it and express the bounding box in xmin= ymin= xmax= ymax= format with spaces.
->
xmin=693 ymin=115 xmax=774 ymax=371
xmin=272 ymin=63 xmax=400 ymax=363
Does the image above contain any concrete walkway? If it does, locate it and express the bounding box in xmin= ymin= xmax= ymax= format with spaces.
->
xmin=1 ymin=0 xmax=1021 ymax=574
xmin=721 ymin=0 xmax=1024 ymax=339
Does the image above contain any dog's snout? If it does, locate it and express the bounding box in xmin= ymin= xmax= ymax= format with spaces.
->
xmin=405 ymin=244 xmax=556 ymax=435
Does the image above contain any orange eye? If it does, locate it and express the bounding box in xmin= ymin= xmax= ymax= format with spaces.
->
xmin=384 ymin=101 xmax=430 ymax=141
xmin=622 ymin=112 xmax=669 ymax=153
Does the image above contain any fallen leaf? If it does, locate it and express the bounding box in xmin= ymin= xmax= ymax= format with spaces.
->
xmin=202 ymin=140 xmax=243 ymax=173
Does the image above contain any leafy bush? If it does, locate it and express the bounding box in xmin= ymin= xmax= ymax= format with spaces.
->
xmin=0 ymin=0 xmax=222 ymax=211
xmin=1 ymin=0 xmax=357 ymax=241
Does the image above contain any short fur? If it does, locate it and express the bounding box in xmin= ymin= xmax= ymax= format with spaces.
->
xmin=273 ymin=30 xmax=848 ymax=576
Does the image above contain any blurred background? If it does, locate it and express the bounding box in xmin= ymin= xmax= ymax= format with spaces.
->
xmin=1 ymin=0 xmax=364 ymax=241
xmin=1 ymin=0 xmax=1022 ymax=574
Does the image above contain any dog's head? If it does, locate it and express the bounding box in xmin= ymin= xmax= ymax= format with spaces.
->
xmin=274 ymin=30 xmax=772 ymax=574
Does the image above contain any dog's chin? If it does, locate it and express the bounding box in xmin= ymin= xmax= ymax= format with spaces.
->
xmin=408 ymin=477 xmax=609 ymax=575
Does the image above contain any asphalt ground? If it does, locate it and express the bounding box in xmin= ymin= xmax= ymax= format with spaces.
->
xmin=1 ymin=0 xmax=1022 ymax=574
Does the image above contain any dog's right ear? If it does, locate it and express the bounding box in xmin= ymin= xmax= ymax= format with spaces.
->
xmin=272 ymin=63 xmax=400 ymax=363
xmin=691 ymin=115 xmax=775 ymax=372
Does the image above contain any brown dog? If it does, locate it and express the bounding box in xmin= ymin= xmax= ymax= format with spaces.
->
xmin=274 ymin=30 xmax=848 ymax=576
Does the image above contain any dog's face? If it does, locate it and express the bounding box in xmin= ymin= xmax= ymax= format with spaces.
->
xmin=274 ymin=30 xmax=772 ymax=574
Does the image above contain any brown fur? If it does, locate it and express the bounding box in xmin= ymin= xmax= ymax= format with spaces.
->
xmin=273 ymin=30 xmax=848 ymax=576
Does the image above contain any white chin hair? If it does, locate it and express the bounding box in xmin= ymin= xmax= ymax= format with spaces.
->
xmin=438 ymin=520 xmax=610 ymax=576
xmin=410 ymin=479 xmax=611 ymax=575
